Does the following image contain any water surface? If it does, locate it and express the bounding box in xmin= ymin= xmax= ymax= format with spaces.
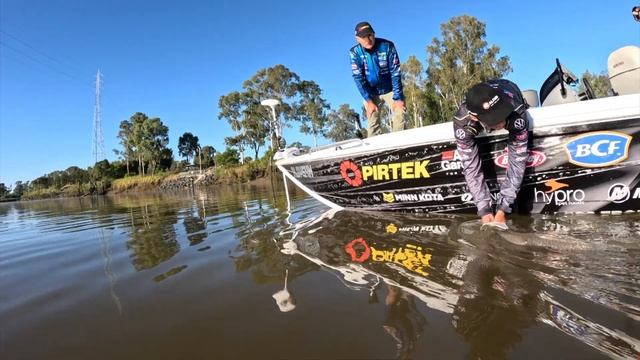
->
xmin=1 ymin=182 xmax=639 ymax=359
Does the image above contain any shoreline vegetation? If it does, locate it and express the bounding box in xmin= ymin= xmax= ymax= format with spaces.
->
xmin=1 ymin=15 xmax=613 ymax=203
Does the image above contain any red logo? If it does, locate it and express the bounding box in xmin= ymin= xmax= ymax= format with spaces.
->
xmin=494 ymin=150 xmax=546 ymax=168
xmin=345 ymin=237 xmax=370 ymax=263
xmin=339 ymin=160 xmax=363 ymax=187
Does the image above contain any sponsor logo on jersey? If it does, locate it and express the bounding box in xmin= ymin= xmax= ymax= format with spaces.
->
xmin=494 ymin=150 xmax=546 ymax=168
xmin=339 ymin=159 xmax=430 ymax=187
xmin=455 ymin=128 xmax=466 ymax=140
xmin=513 ymin=118 xmax=526 ymax=130
xmin=565 ymin=131 xmax=631 ymax=167
xmin=535 ymin=179 xmax=585 ymax=206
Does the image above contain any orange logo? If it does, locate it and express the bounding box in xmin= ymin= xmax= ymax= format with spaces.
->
xmin=544 ymin=179 xmax=569 ymax=193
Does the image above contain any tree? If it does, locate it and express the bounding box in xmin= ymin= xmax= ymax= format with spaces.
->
xmin=0 ymin=183 xmax=9 ymax=197
xmin=579 ymin=70 xmax=612 ymax=98
xmin=326 ymin=104 xmax=360 ymax=142
xmin=242 ymin=65 xmax=302 ymax=148
xmin=178 ymin=132 xmax=200 ymax=164
xmin=289 ymin=141 xmax=311 ymax=154
xmin=427 ymin=15 xmax=512 ymax=122
xmin=120 ymin=112 xmax=171 ymax=176
xmin=196 ymin=145 xmax=216 ymax=168
xmin=215 ymin=147 xmax=240 ymax=167
xmin=296 ymin=80 xmax=330 ymax=148
xmin=218 ymin=92 xmax=246 ymax=163
xmin=13 ymin=181 xmax=25 ymax=197
xmin=116 ymin=120 xmax=134 ymax=175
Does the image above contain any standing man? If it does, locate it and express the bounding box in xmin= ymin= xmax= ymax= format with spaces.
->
xmin=453 ymin=79 xmax=529 ymax=226
xmin=350 ymin=21 xmax=406 ymax=137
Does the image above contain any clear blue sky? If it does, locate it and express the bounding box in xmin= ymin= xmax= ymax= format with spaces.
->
xmin=1 ymin=0 xmax=638 ymax=187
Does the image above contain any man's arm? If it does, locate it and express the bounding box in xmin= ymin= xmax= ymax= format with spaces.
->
xmin=387 ymin=42 xmax=404 ymax=101
xmin=453 ymin=108 xmax=492 ymax=217
xmin=350 ymin=48 xmax=374 ymax=100
xmin=496 ymin=114 xmax=529 ymax=214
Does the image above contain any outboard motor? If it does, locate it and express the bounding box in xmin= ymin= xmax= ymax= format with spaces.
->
xmin=539 ymin=59 xmax=581 ymax=106
xmin=608 ymin=45 xmax=640 ymax=96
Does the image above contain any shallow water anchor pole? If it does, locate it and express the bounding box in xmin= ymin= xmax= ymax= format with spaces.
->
xmin=282 ymin=171 xmax=291 ymax=214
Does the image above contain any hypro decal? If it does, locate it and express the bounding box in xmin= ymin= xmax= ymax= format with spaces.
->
xmin=565 ymin=131 xmax=631 ymax=167
xmin=339 ymin=159 xmax=430 ymax=187
xmin=535 ymin=179 xmax=585 ymax=206
xmin=494 ymin=150 xmax=546 ymax=168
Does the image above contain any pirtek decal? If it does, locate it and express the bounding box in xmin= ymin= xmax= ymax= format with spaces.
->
xmin=339 ymin=159 xmax=430 ymax=186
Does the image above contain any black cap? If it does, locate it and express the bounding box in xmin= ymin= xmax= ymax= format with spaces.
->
xmin=465 ymin=82 xmax=515 ymax=126
xmin=355 ymin=22 xmax=374 ymax=37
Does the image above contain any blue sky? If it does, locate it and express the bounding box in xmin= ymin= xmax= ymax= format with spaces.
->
xmin=1 ymin=0 xmax=638 ymax=187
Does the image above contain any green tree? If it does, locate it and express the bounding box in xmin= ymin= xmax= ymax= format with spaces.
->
xmin=218 ymin=92 xmax=247 ymax=162
xmin=178 ymin=132 xmax=200 ymax=164
xmin=579 ymin=70 xmax=612 ymax=98
xmin=296 ymin=80 xmax=330 ymax=148
xmin=196 ymin=145 xmax=216 ymax=168
xmin=427 ymin=15 xmax=512 ymax=122
xmin=326 ymin=104 xmax=360 ymax=142
xmin=0 ymin=183 xmax=9 ymax=197
xmin=12 ymin=181 xmax=25 ymax=197
xmin=215 ymin=147 xmax=240 ymax=167
xmin=122 ymin=112 xmax=171 ymax=176
xmin=116 ymin=120 xmax=134 ymax=175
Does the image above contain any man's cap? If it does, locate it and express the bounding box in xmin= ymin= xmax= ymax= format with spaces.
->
xmin=355 ymin=22 xmax=375 ymax=37
xmin=465 ymin=82 xmax=515 ymax=126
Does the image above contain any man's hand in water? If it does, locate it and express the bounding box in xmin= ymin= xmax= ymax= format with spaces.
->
xmin=365 ymin=100 xmax=378 ymax=118
xmin=481 ymin=213 xmax=495 ymax=224
xmin=494 ymin=210 xmax=507 ymax=224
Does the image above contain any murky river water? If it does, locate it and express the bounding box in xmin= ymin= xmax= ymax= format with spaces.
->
xmin=1 ymin=181 xmax=639 ymax=359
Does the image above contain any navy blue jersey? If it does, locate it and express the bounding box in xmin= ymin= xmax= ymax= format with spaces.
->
xmin=452 ymin=79 xmax=529 ymax=216
xmin=349 ymin=38 xmax=404 ymax=101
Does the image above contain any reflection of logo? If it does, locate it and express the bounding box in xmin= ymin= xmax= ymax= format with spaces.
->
xmin=339 ymin=159 xmax=431 ymax=187
xmin=383 ymin=193 xmax=395 ymax=203
xmin=535 ymin=179 xmax=585 ymax=206
xmin=565 ymin=132 xmax=631 ymax=167
xmin=608 ymin=183 xmax=630 ymax=203
xmin=386 ymin=223 xmax=398 ymax=233
xmin=344 ymin=237 xmax=370 ymax=263
xmin=494 ymin=150 xmax=546 ymax=168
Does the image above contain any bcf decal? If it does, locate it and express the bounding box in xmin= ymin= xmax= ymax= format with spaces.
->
xmin=564 ymin=131 xmax=631 ymax=167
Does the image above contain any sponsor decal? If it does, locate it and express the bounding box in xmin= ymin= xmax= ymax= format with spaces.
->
xmin=607 ymin=183 xmax=640 ymax=203
xmin=344 ymin=238 xmax=432 ymax=276
xmin=340 ymin=160 xmax=363 ymax=187
xmin=441 ymin=150 xmax=464 ymax=170
xmin=513 ymin=118 xmax=526 ymax=130
xmin=535 ymin=179 xmax=585 ymax=206
xmin=339 ymin=159 xmax=430 ymax=187
xmin=494 ymin=150 xmax=547 ymax=168
xmin=565 ymin=131 xmax=631 ymax=167
xmin=393 ymin=224 xmax=448 ymax=235
xmin=386 ymin=223 xmax=398 ymax=234
xmin=383 ymin=192 xmax=444 ymax=203
xmin=461 ymin=192 xmax=500 ymax=203
xmin=382 ymin=192 xmax=395 ymax=203
xmin=290 ymin=165 xmax=313 ymax=178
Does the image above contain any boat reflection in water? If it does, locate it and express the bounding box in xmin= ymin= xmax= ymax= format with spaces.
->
xmin=277 ymin=209 xmax=640 ymax=359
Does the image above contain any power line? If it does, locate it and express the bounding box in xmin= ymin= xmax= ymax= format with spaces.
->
xmin=0 ymin=39 xmax=92 ymax=88
xmin=0 ymin=30 xmax=84 ymax=73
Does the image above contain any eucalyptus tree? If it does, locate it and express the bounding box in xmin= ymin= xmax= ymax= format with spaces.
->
xmin=118 ymin=112 xmax=170 ymax=176
xmin=579 ymin=70 xmax=612 ymax=98
xmin=326 ymin=104 xmax=360 ymax=142
xmin=218 ymin=91 xmax=246 ymax=162
xmin=427 ymin=15 xmax=512 ymax=122
xmin=296 ymin=80 xmax=330 ymax=148
xmin=178 ymin=132 xmax=200 ymax=164
xmin=116 ymin=120 xmax=134 ymax=175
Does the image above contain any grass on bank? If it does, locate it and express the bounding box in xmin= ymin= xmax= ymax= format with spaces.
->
xmin=111 ymin=174 xmax=166 ymax=192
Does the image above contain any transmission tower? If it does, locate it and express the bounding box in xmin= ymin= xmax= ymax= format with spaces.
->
xmin=92 ymin=69 xmax=104 ymax=164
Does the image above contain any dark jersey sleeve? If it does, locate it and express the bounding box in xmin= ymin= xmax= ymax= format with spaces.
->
xmin=453 ymin=105 xmax=493 ymax=217
xmin=496 ymin=113 xmax=529 ymax=213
